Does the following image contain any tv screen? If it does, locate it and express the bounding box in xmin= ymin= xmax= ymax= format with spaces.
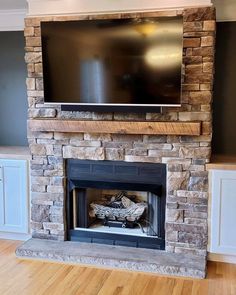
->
xmin=41 ymin=16 xmax=183 ymax=109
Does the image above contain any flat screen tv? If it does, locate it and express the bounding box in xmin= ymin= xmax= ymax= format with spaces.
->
xmin=41 ymin=16 xmax=183 ymax=112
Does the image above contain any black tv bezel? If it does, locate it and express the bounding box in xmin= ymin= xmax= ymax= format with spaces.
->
xmin=41 ymin=16 xmax=183 ymax=113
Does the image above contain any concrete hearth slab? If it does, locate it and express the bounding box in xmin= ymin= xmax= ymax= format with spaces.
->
xmin=16 ymin=239 xmax=206 ymax=278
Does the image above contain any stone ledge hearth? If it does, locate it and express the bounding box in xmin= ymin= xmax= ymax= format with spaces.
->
xmin=16 ymin=239 xmax=206 ymax=278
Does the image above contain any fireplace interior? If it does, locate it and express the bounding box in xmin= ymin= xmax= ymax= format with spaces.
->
xmin=66 ymin=160 xmax=166 ymax=250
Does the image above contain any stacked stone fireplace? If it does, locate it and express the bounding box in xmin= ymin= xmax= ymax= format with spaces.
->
xmin=22 ymin=6 xmax=216 ymax=278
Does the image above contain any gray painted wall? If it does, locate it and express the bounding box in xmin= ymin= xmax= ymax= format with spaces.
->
xmin=0 ymin=31 xmax=28 ymax=146
xmin=213 ymin=22 xmax=236 ymax=155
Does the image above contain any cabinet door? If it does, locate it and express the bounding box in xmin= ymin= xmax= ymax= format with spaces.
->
xmin=210 ymin=170 xmax=236 ymax=255
xmin=0 ymin=159 xmax=28 ymax=234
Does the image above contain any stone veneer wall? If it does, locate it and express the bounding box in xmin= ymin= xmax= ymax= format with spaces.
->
xmin=25 ymin=7 xmax=216 ymax=257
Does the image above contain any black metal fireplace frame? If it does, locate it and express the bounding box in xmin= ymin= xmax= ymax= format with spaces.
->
xmin=66 ymin=159 xmax=166 ymax=250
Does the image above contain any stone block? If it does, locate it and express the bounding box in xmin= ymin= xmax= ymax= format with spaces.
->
xmin=30 ymin=144 xmax=46 ymax=156
xmin=168 ymin=164 xmax=183 ymax=172
xmin=36 ymin=78 xmax=44 ymax=91
xmin=167 ymin=171 xmax=189 ymax=191
xmin=203 ymin=62 xmax=213 ymax=73
xmin=28 ymin=109 xmax=57 ymax=118
xmin=125 ymin=155 xmax=162 ymax=163
xmin=203 ymin=20 xmax=216 ymax=31
xmin=185 ymin=64 xmax=202 ymax=74
xmin=105 ymin=148 xmax=124 ymax=161
xmin=26 ymin=78 xmax=35 ymax=90
xmin=189 ymin=91 xmax=212 ymax=104
xmin=31 ymin=176 xmax=50 ymax=186
xmin=183 ymin=7 xmax=216 ymax=22
xmin=179 ymin=112 xmax=211 ymax=121
xmin=182 ymin=84 xmax=200 ymax=91
xmin=166 ymin=209 xmax=184 ymax=223
xmin=114 ymin=113 xmax=146 ymax=121
xmin=188 ymin=177 xmax=208 ymax=192
xmin=143 ymin=135 xmax=167 ymax=143
xmin=43 ymin=222 xmax=64 ymax=231
xmin=183 ymin=56 xmax=202 ymax=65
xmin=201 ymin=36 xmax=214 ymax=47
xmin=31 ymin=205 xmax=50 ymax=222
xmin=192 ymin=47 xmax=214 ymax=57
xmin=125 ymin=149 xmax=147 ymax=156
xmin=63 ymin=146 xmax=105 ymax=161
xmin=84 ymin=133 xmax=112 ymax=141
xmin=92 ymin=112 xmax=113 ymax=120
xmin=183 ymin=38 xmax=201 ymax=48
xmin=24 ymin=27 xmax=34 ymax=36
xmin=178 ymin=232 xmax=207 ymax=248
xmin=25 ymin=52 xmax=42 ymax=63
xmin=26 ymin=37 xmax=41 ymax=47
xmin=183 ymin=21 xmax=203 ymax=32
xmin=31 ymin=184 xmax=46 ymax=193
xmin=146 ymin=112 xmax=178 ymax=121
xmin=70 ymin=140 xmax=101 ymax=147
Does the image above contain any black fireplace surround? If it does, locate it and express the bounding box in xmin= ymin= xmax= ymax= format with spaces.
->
xmin=66 ymin=160 xmax=166 ymax=250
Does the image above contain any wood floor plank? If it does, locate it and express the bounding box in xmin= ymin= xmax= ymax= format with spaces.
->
xmin=0 ymin=240 xmax=236 ymax=295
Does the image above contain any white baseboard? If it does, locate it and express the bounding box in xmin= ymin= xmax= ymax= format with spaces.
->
xmin=0 ymin=232 xmax=31 ymax=241
xmin=208 ymin=252 xmax=236 ymax=264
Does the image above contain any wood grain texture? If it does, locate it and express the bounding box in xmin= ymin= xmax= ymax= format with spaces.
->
xmin=28 ymin=119 xmax=201 ymax=135
xmin=1 ymin=240 xmax=236 ymax=295
xmin=206 ymin=154 xmax=236 ymax=170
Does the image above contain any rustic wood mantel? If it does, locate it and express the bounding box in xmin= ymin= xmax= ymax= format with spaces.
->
xmin=28 ymin=119 xmax=201 ymax=136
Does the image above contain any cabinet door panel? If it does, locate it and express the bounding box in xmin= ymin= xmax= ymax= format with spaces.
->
xmin=0 ymin=159 xmax=28 ymax=234
xmin=211 ymin=170 xmax=236 ymax=255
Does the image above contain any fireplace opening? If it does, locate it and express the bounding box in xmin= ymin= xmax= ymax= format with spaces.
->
xmin=66 ymin=160 xmax=166 ymax=250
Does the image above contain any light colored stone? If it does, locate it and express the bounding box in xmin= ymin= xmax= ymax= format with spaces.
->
xmin=26 ymin=78 xmax=35 ymax=90
xmin=105 ymin=148 xmax=124 ymax=161
xmin=63 ymin=146 xmax=105 ymax=161
xmin=30 ymin=144 xmax=46 ymax=156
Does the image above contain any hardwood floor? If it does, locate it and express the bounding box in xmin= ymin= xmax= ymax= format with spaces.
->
xmin=0 ymin=240 xmax=236 ymax=295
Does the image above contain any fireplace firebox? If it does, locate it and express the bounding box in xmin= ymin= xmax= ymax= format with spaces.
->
xmin=66 ymin=160 xmax=166 ymax=250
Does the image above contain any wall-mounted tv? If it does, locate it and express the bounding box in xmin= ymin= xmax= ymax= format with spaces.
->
xmin=41 ymin=16 xmax=183 ymax=112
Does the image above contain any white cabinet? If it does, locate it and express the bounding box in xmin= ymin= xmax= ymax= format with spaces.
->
xmin=210 ymin=170 xmax=236 ymax=255
xmin=0 ymin=159 xmax=29 ymax=235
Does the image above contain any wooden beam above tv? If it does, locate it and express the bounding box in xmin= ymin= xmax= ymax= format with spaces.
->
xmin=28 ymin=119 xmax=201 ymax=136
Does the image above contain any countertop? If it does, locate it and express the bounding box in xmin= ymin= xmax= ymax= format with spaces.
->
xmin=0 ymin=146 xmax=31 ymax=160
xmin=206 ymin=154 xmax=236 ymax=171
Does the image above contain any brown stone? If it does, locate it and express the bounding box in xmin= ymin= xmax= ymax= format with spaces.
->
xmin=200 ymin=83 xmax=212 ymax=91
xmin=189 ymin=91 xmax=212 ymax=104
xmin=185 ymin=73 xmax=213 ymax=83
xmin=183 ymin=7 xmax=216 ymax=22
xmin=203 ymin=20 xmax=216 ymax=31
xmin=201 ymin=36 xmax=214 ymax=47
xmin=182 ymin=84 xmax=200 ymax=91
xmin=183 ymin=56 xmax=202 ymax=65
xmin=26 ymin=37 xmax=41 ymax=47
xmin=203 ymin=62 xmax=213 ymax=73
xmin=24 ymin=27 xmax=34 ymax=37
xmin=192 ymin=47 xmax=214 ymax=57
xmin=202 ymin=122 xmax=212 ymax=135
xmin=185 ymin=64 xmax=202 ymax=75
xmin=183 ymin=22 xmax=203 ymax=32
xmin=183 ymin=38 xmax=201 ymax=48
